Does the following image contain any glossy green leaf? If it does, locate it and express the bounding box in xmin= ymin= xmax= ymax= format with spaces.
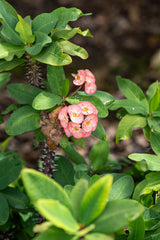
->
xmin=109 ymin=174 xmax=134 ymax=200
xmin=132 ymin=172 xmax=160 ymax=202
xmin=116 ymin=76 xmax=147 ymax=104
xmin=143 ymin=208 xmax=160 ymax=231
xmin=71 ymin=136 xmax=85 ymax=147
xmin=89 ymin=140 xmax=110 ymax=171
xmin=144 ymin=229 xmax=160 ymax=240
xmin=66 ymin=91 xmax=108 ymax=118
xmin=5 ymin=105 xmax=41 ymax=135
xmin=79 ymin=174 xmax=113 ymax=225
xmin=93 ymin=199 xmax=144 ymax=234
xmin=1 ymin=187 xmax=29 ymax=209
xmin=0 ymin=0 xmax=23 ymax=45
xmin=70 ymin=179 xmax=88 ymax=218
xmin=21 ymin=168 xmax=72 ymax=212
xmin=128 ymin=153 xmax=160 ymax=171
xmin=147 ymin=116 xmax=160 ymax=132
xmin=32 ymin=91 xmax=62 ymax=110
xmin=52 ymin=7 xmax=84 ymax=30
xmin=93 ymin=90 xmax=115 ymax=107
xmin=127 ymin=215 xmax=145 ymax=240
xmin=116 ymin=114 xmax=147 ymax=143
xmin=149 ymin=82 xmax=160 ymax=113
xmin=60 ymin=140 xmax=86 ymax=164
xmin=35 ymin=199 xmax=79 ymax=233
xmin=15 ymin=14 xmax=35 ymax=44
xmin=52 ymin=28 xmax=79 ymax=41
xmin=152 ymin=106 xmax=160 ymax=117
xmin=84 ymin=233 xmax=113 ymax=240
xmin=25 ymin=31 xmax=52 ymax=55
xmin=34 ymin=42 xmax=72 ymax=66
xmin=0 ymin=41 xmax=24 ymax=61
xmin=0 ymin=151 xmax=22 ymax=190
xmin=7 ymin=83 xmax=42 ymax=104
xmin=0 ymin=193 xmax=9 ymax=225
xmin=92 ymin=120 xmax=106 ymax=140
xmin=33 ymin=227 xmax=72 ymax=240
xmin=146 ymin=81 xmax=160 ymax=101
xmin=110 ymin=99 xmax=148 ymax=116
xmin=150 ymin=131 xmax=160 ymax=155
xmin=53 ymin=156 xmax=75 ymax=187
xmin=0 ymin=72 xmax=11 ymax=88
xmin=0 ymin=58 xmax=25 ymax=72
xmin=47 ymin=65 xmax=65 ymax=95
xmin=59 ymin=40 xmax=88 ymax=59
xmin=32 ymin=12 xmax=58 ymax=34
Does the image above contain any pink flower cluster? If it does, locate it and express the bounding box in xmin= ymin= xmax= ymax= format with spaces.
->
xmin=58 ymin=101 xmax=98 ymax=139
xmin=72 ymin=69 xmax=97 ymax=95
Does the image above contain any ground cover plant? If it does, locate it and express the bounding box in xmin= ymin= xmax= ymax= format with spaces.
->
xmin=0 ymin=0 xmax=160 ymax=239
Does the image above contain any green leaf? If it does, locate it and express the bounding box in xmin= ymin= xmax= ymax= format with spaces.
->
xmin=7 ymin=83 xmax=42 ymax=104
xmin=93 ymin=199 xmax=144 ymax=234
xmin=52 ymin=28 xmax=79 ymax=41
xmin=5 ymin=105 xmax=41 ymax=135
xmin=92 ymin=120 xmax=106 ymax=140
xmin=79 ymin=174 xmax=113 ymax=225
xmin=0 ymin=193 xmax=9 ymax=225
xmin=0 ymin=58 xmax=25 ymax=72
xmin=35 ymin=199 xmax=79 ymax=233
xmin=0 ymin=72 xmax=11 ymax=88
xmin=0 ymin=151 xmax=22 ymax=190
xmin=67 ymin=91 xmax=108 ymax=118
xmin=1 ymin=103 xmax=22 ymax=114
xmin=116 ymin=114 xmax=147 ymax=143
xmin=149 ymin=82 xmax=160 ymax=113
xmin=25 ymin=31 xmax=52 ymax=55
xmin=89 ymin=140 xmax=110 ymax=172
xmin=146 ymin=81 xmax=160 ymax=101
xmin=52 ymin=7 xmax=84 ymax=30
xmin=0 ymin=41 xmax=25 ymax=61
xmin=34 ymin=42 xmax=72 ymax=66
xmin=47 ymin=65 xmax=65 ymax=95
xmin=110 ymin=99 xmax=148 ymax=116
xmin=0 ymin=0 xmax=23 ymax=45
xmin=109 ymin=174 xmax=134 ymax=200
xmin=84 ymin=233 xmax=113 ymax=240
xmin=32 ymin=91 xmax=62 ymax=110
xmin=33 ymin=227 xmax=72 ymax=240
xmin=147 ymin=116 xmax=160 ymax=132
xmin=143 ymin=208 xmax=160 ymax=231
xmin=60 ymin=140 xmax=86 ymax=164
xmin=21 ymin=168 xmax=72 ymax=212
xmin=132 ymin=172 xmax=160 ymax=202
xmin=53 ymin=156 xmax=75 ymax=187
xmin=58 ymin=40 xmax=88 ymax=59
xmin=150 ymin=131 xmax=160 ymax=155
xmin=129 ymin=153 xmax=160 ymax=171
xmin=32 ymin=12 xmax=58 ymax=34
xmin=15 ymin=14 xmax=35 ymax=44
xmin=116 ymin=76 xmax=148 ymax=104
xmin=1 ymin=187 xmax=29 ymax=209
xmin=93 ymin=90 xmax=115 ymax=107
xmin=61 ymin=78 xmax=69 ymax=97
xmin=127 ymin=215 xmax=145 ymax=240
xmin=70 ymin=179 xmax=89 ymax=218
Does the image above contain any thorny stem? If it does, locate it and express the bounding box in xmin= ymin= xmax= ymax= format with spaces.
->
xmin=68 ymin=85 xmax=83 ymax=97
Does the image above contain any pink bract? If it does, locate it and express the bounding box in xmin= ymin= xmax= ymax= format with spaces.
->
xmin=58 ymin=106 xmax=69 ymax=128
xmin=72 ymin=69 xmax=86 ymax=86
xmin=78 ymin=101 xmax=98 ymax=115
xmin=82 ymin=114 xmax=98 ymax=132
xmin=85 ymin=69 xmax=96 ymax=83
xmin=85 ymin=82 xmax=97 ymax=95
xmin=64 ymin=127 xmax=72 ymax=137
xmin=68 ymin=122 xmax=85 ymax=139
xmin=83 ymin=131 xmax=92 ymax=138
xmin=68 ymin=104 xmax=84 ymax=124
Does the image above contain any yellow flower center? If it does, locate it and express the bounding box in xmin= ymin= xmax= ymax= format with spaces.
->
xmin=73 ymin=112 xmax=77 ymax=117
xmin=84 ymin=107 xmax=88 ymax=112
